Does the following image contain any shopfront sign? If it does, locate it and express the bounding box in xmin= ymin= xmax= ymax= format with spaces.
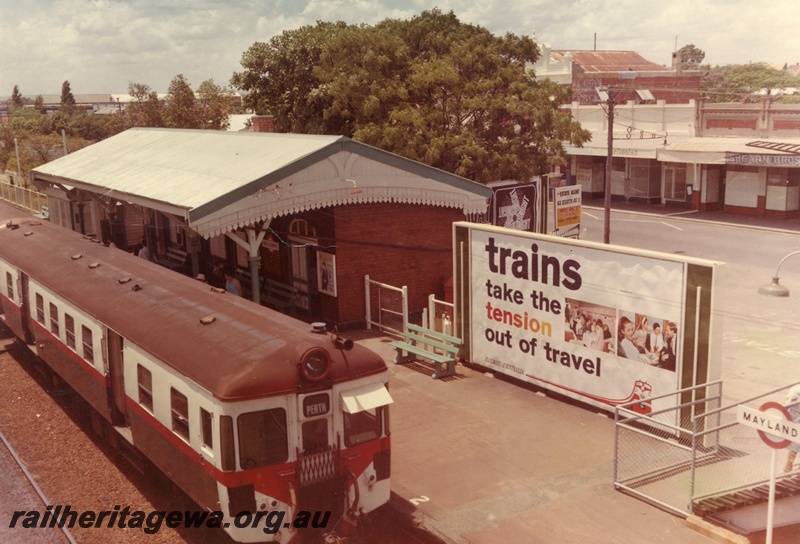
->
xmin=726 ymin=153 xmax=800 ymax=167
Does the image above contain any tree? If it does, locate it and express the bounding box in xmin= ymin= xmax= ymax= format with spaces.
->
xmin=60 ymin=80 xmax=76 ymax=110
xmin=676 ymin=44 xmax=705 ymax=70
xmin=164 ymin=74 xmax=199 ymax=128
xmin=196 ymin=79 xmax=234 ymax=130
xmin=11 ymin=85 xmax=24 ymax=108
xmin=126 ymin=82 xmax=165 ymax=127
xmin=231 ymin=9 xmax=589 ymax=182
xmin=702 ymin=62 xmax=800 ymax=102
xmin=231 ymin=21 xmax=352 ymax=133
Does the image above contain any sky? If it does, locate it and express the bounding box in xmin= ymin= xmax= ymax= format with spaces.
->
xmin=1 ymin=0 xmax=799 ymax=97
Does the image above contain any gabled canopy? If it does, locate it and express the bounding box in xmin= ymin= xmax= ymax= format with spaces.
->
xmin=31 ymin=128 xmax=492 ymax=238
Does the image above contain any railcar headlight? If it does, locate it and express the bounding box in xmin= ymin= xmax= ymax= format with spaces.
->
xmin=299 ymin=348 xmax=331 ymax=382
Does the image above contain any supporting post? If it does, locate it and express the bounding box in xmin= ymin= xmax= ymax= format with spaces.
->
xmin=604 ymin=94 xmax=615 ymax=245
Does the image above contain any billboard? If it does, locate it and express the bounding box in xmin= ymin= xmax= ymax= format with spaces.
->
xmin=453 ymin=222 xmax=723 ymax=416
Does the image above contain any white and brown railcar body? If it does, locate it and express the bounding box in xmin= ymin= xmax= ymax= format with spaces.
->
xmin=0 ymin=218 xmax=392 ymax=543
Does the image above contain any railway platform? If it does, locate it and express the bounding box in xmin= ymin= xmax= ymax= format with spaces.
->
xmin=350 ymin=329 xmax=751 ymax=544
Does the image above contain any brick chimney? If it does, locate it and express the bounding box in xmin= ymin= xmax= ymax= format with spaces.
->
xmin=252 ymin=115 xmax=275 ymax=133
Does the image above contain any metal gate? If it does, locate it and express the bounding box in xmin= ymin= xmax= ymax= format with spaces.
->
xmin=364 ymin=275 xmax=407 ymax=336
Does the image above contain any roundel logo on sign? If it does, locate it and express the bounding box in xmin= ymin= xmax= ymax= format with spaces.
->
xmin=757 ymin=401 xmax=794 ymax=449
xmin=737 ymin=401 xmax=800 ymax=450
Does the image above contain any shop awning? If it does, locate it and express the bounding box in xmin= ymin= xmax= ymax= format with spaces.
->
xmin=658 ymin=137 xmax=800 ymax=166
xmin=340 ymin=382 xmax=393 ymax=413
xmin=565 ymin=135 xmax=671 ymax=159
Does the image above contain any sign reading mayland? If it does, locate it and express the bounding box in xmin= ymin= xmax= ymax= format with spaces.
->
xmin=453 ymin=223 xmax=724 ymax=418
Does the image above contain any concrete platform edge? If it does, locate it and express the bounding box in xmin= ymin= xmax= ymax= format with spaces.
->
xmin=685 ymin=515 xmax=751 ymax=544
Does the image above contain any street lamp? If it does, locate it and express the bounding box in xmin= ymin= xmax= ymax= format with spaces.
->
xmin=758 ymin=250 xmax=800 ymax=297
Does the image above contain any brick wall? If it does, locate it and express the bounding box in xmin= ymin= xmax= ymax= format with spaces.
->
xmin=252 ymin=115 xmax=275 ymax=133
xmin=333 ymin=203 xmax=463 ymax=325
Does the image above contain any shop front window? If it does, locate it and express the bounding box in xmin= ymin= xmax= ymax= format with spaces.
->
xmin=664 ymin=165 xmax=687 ymax=201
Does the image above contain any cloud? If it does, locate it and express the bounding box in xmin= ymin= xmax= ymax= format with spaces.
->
xmin=1 ymin=0 xmax=798 ymax=97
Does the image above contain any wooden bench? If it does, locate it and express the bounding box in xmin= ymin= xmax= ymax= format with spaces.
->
xmin=158 ymin=246 xmax=188 ymax=270
xmin=390 ymin=323 xmax=462 ymax=379
xmin=262 ymin=278 xmax=298 ymax=315
xmin=34 ymin=205 xmax=49 ymax=220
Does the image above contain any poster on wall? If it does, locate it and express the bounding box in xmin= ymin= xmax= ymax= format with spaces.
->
xmin=317 ymin=252 xmax=337 ymax=297
xmin=453 ymin=222 xmax=723 ymax=418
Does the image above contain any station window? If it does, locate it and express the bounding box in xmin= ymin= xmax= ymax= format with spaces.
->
xmin=171 ymin=388 xmax=190 ymax=442
xmin=237 ymin=408 xmax=287 ymax=469
xmin=81 ymin=325 xmax=94 ymax=363
xmin=5 ymin=272 xmax=12 ymax=300
xmin=137 ymin=365 xmax=153 ymax=412
xmin=35 ymin=293 xmax=45 ymax=323
xmin=65 ymin=314 xmax=75 ymax=349
xmin=201 ymin=408 xmax=213 ymax=449
xmin=49 ymin=303 xmax=59 ymax=335
xmin=344 ymin=406 xmax=385 ymax=447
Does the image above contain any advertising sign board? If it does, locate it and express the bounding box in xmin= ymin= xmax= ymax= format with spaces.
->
xmin=453 ymin=222 xmax=723 ymax=416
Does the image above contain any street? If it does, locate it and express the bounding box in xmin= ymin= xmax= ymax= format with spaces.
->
xmin=580 ymin=206 xmax=800 ymax=404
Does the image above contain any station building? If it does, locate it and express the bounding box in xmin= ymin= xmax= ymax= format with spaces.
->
xmin=29 ymin=125 xmax=491 ymax=328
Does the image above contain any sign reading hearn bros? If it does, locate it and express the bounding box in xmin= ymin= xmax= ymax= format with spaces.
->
xmin=453 ymin=222 xmax=723 ymax=416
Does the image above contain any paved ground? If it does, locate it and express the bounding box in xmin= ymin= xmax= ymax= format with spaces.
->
xmin=354 ymin=199 xmax=800 ymax=544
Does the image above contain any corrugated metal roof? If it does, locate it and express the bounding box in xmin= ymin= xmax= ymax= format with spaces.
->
xmin=31 ymin=128 xmax=492 ymax=236
xmin=553 ymin=50 xmax=669 ymax=73
xmin=34 ymin=128 xmax=350 ymax=212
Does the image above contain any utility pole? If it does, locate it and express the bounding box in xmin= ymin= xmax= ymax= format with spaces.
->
xmin=604 ymin=90 xmax=615 ymax=244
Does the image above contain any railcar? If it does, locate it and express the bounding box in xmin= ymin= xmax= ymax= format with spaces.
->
xmin=0 ymin=218 xmax=392 ymax=543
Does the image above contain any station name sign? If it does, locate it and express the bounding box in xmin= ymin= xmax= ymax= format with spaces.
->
xmin=737 ymin=403 xmax=800 ymax=448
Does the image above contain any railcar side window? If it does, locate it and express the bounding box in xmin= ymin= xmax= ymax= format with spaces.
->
xmin=35 ymin=293 xmax=45 ymax=323
xmin=201 ymin=408 xmax=213 ymax=450
xmin=344 ymin=406 xmax=384 ymax=447
xmin=65 ymin=314 xmax=76 ymax=349
xmin=81 ymin=325 xmax=94 ymax=363
xmin=237 ymin=408 xmax=288 ymax=469
xmin=5 ymin=272 xmax=12 ymax=300
xmin=171 ymin=388 xmax=190 ymax=442
xmin=49 ymin=303 xmax=59 ymax=335
xmin=137 ymin=364 xmax=153 ymax=412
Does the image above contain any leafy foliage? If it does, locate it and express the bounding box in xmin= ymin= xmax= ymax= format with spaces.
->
xmin=701 ymin=62 xmax=800 ymax=102
xmin=676 ymin=44 xmax=705 ymax=70
xmin=231 ymin=9 xmax=589 ymax=182
xmin=60 ymin=80 xmax=76 ymax=110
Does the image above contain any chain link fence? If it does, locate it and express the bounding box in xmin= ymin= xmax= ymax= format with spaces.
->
xmin=615 ymin=380 xmax=800 ymax=522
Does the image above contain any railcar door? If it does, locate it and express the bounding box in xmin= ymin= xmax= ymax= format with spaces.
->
xmin=19 ymin=272 xmax=34 ymax=344
xmin=296 ymin=391 xmax=338 ymax=511
xmin=105 ymin=328 xmax=129 ymax=427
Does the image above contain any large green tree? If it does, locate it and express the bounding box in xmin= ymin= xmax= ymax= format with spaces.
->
xmin=232 ymin=10 xmax=589 ymax=182
xmin=702 ymin=62 xmax=800 ymax=102
xmin=676 ymin=44 xmax=705 ymax=70
xmin=164 ymin=74 xmax=198 ymax=128
xmin=126 ymin=82 xmax=165 ymax=127
xmin=231 ymin=21 xmax=352 ymax=133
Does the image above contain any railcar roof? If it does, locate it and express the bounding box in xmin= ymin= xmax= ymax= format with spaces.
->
xmin=0 ymin=218 xmax=386 ymax=401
